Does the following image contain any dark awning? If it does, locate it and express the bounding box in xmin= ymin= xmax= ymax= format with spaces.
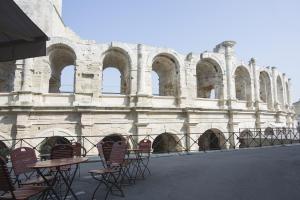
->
xmin=0 ymin=0 xmax=49 ymax=62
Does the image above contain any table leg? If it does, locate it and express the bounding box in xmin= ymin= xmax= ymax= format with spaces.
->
xmin=57 ymin=165 xmax=79 ymax=200
xmin=36 ymin=168 xmax=60 ymax=200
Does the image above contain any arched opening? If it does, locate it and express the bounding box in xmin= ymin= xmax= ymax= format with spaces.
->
xmin=235 ymin=66 xmax=251 ymax=101
xmin=239 ymin=129 xmax=253 ymax=148
xmin=0 ymin=61 xmax=16 ymax=93
xmin=152 ymin=133 xmax=182 ymax=153
xmin=198 ymin=129 xmax=226 ymax=151
xmin=102 ymin=49 xmax=131 ymax=95
xmin=276 ymin=76 xmax=284 ymax=106
xmin=39 ymin=136 xmax=71 ymax=155
xmin=264 ymin=127 xmax=274 ymax=136
xmin=102 ymin=67 xmax=122 ymax=94
xmin=102 ymin=134 xmax=126 ymax=143
xmin=152 ymin=54 xmax=180 ymax=97
xmin=196 ymin=59 xmax=223 ymax=99
xmin=151 ymin=71 xmax=159 ymax=95
xmin=259 ymin=71 xmax=272 ymax=108
xmin=48 ymin=44 xmax=76 ymax=93
xmin=60 ymin=65 xmax=75 ymax=93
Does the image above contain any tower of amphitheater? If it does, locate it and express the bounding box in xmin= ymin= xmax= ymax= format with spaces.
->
xmin=0 ymin=0 xmax=296 ymax=152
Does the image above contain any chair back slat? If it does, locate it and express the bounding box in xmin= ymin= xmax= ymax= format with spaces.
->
xmin=51 ymin=144 xmax=73 ymax=159
xmin=109 ymin=141 xmax=126 ymax=165
xmin=0 ymin=156 xmax=14 ymax=193
xmin=138 ymin=139 xmax=152 ymax=154
xmin=102 ymin=141 xmax=114 ymax=162
xmin=11 ymin=147 xmax=37 ymax=176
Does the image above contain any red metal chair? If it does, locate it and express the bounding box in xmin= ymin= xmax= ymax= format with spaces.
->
xmin=89 ymin=141 xmax=127 ymax=200
xmin=0 ymin=156 xmax=49 ymax=200
xmin=10 ymin=147 xmax=53 ymax=186
xmin=71 ymin=142 xmax=87 ymax=157
xmin=138 ymin=139 xmax=152 ymax=177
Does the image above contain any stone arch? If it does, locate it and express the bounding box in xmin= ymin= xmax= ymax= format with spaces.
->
xmin=276 ymin=76 xmax=284 ymax=106
xmin=196 ymin=58 xmax=223 ymax=99
xmin=152 ymin=132 xmax=182 ymax=153
xmin=259 ymin=71 xmax=272 ymax=108
xmin=0 ymin=61 xmax=16 ymax=93
xmin=239 ymin=129 xmax=253 ymax=148
xmin=234 ymin=66 xmax=252 ymax=101
xmin=101 ymin=48 xmax=131 ymax=95
xmin=152 ymin=53 xmax=180 ymax=97
xmin=47 ymin=43 xmax=76 ymax=93
xmin=198 ymin=128 xmax=226 ymax=151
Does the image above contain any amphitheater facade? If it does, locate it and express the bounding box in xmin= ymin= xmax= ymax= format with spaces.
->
xmin=0 ymin=0 xmax=296 ymax=152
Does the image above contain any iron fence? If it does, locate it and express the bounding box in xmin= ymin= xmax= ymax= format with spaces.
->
xmin=0 ymin=127 xmax=299 ymax=160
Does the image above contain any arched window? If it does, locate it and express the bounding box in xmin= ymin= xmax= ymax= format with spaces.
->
xmin=0 ymin=61 xmax=16 ymax=93
xmin=276 ymin=76 xmax=284 ymax=106
xmin=234 ymin=66 xmax=251 ymax=101
xmin=60 ymin=65 xmax=75 ymax=93
xmin=152 ymin=133 xmax=182 ymax=153
xmin=101 ymin=48 xmax=131 ymax=95
xmin=152 ymin=54 xmax=179 ymax=97
xmin=196 ymin=59 xmax=223 ymax=99
xmin=102 ymin=67 xmax=122 ymax=94
xmin=151 ymin=71 xmax=159 ymax=95
xmin=48 ymin=44 xmax=76 ymax=93
xmin=259 ymin=71 xmax=272 ymax=108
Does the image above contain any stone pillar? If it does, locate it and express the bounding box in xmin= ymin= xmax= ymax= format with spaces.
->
xmin=250 ymin=58 xmax=259 ymax=104
xmin=223 ymin=41 xmax=236 ymax=103
xmin=21 ymin=58 xmax=33 ymax=91
xmin=271 ymin=67 xmax=278 ymax=109
xmin=282 ymin=73 xmax=287 ymax=108
xmin=288 ymin=78 xmax=292 ymax=106
xmin=137 ymin=44 xmax=146 ymax=95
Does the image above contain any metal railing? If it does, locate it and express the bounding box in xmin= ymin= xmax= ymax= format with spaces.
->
xmin=0 ymin=127 xmax=299 ymax=160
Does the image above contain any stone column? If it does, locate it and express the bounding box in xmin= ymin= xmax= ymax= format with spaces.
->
xmin=250 ymin=58 xmax=259 ymax=103
xmin=137 ymin=44 xmax=146 ymax=95
xmin=223 ymin=41 xmax=236 ymax=103
xmin=282 ymin=73 xmax=287 ymax=108
xmin=288 ymin=78 xmax=292 ymax=106
xmin=21 ymin=58 xmax=33 ymax=91
xmin=271 ymin=67 xmax=278 ymax=109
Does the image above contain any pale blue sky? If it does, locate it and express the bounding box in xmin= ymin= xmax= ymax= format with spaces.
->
xmin=61 ymin=0 xmax=300 ymax=102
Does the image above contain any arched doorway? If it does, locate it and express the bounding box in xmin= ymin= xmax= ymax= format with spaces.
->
xmin=259 ymin=71 xmax=272 ymax=109
xmin=101 ymin=48 xmax=131 ymax=95
xmin=152 ymin=133 xmax=182 ymax=153
xmin=239 ymin=129 xmax=253 ymax=148
xmin=152 ymin=54 xmax=180 ymax=97
xmin=102 ymin=134 xmax=126 ymax=143
xmin=196 ymin=59 xmax=223 ymax=99
xmin=47 ymin=44 xmax=76 ymax=93
xmin=39 ymin=136 xmax=71 ymax=156
xmin=198 ymin=129 xmax=225 ymax=151
xmin=234 ymin=66 xmax=251 ymax=101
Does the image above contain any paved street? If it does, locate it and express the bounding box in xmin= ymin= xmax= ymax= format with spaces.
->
xmin=73 ymin=145 xmax=300 ymax=200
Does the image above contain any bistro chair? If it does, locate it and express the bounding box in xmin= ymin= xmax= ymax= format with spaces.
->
xmin=71 ymin=142 xmax=87 ymax=157
xmin=10 ymin=147 xmax=53 ymax=187
xmin=138 ymin=139 xmax=152 ymax=177
xmin=89 ymin=141 xmax=127 ymax=200
xmin=50 ymin=144 xmax=74 ymax=160
xmin=0 ymin=156 xmax=49 ymax=200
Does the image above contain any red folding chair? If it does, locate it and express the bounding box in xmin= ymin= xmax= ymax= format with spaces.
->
xmin=138 ymin=139 xmax=152 ymax=177
xmin=0 ymin=156 xmax=49 ymax=200
xmin=89 ymin=141 xmax=127 ymax=200
xmin=10 ymin=147 xmax=54 ymax=186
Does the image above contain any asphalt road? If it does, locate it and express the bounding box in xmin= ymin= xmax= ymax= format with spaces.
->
xmin=72 ymin=145 xmax=300 ymax=200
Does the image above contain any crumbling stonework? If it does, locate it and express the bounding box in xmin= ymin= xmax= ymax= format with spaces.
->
xmin=0 ymin=0 xmax=296 ymax=152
